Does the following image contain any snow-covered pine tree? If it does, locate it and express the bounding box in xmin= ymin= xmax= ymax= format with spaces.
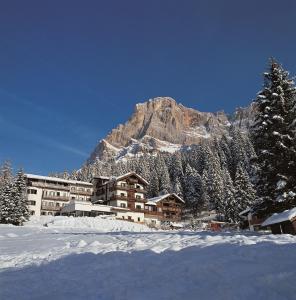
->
xmin=13 ymin=169 xmax=29 ymax=225
xmin=221 ymin=167 xmax=237 ymax=222
xmin=251 ymin=58 xmax=296 ymax=212
xmin=169 ymin=152 xmax=184 ymax=196
xmin=183 ymin=164 xmax=204 ymax=216
xmin=202 ymin=144 xmax=224 ymax=211
xmin=155 ymin=154 xmax=171 ymax=195
xmin=147 ymin=169 xmax=159 ymax=197
xmin=0 ymin=161 xmax=14 ymax=224
xmin=234 ymin=164 xmax=256 ymax=215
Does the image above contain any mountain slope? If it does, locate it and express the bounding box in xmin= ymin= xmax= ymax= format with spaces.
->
xmin=88 ymin=97 xmax=254 ymax=162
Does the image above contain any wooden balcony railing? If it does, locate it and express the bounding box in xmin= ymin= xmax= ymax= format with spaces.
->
xmin=110 ymin=195 xmax=146 ymax=202
xmin=42 ymin=195 xmax=70 ymax=202
xmin=30 ymin=181 xmax=70 ymax=191
xmin=41 ymin=205 xmax=62 ymax=211
xmin=70 ymin=190 xmax=93 ymax=196
xmin=109 ymin=185 xmax=147 ymax=194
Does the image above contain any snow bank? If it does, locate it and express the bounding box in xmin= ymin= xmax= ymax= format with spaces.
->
xmin=43 ymin=216 xmax=153 ymax=232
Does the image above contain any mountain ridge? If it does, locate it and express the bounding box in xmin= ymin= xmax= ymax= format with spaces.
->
xmin=88 ymin=97 xmax=255 ymax=163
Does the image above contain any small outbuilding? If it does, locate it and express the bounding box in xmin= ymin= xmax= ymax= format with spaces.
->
xmin=261 ymin=207 xmax=296 ymax=235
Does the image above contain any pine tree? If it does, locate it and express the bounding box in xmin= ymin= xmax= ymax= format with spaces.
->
xmin=251 ymin=58 xmax=296 ymax=212
xmin=155 ymin=155 xmax=171 ymax=195
xmin=221 ymin=167 xmax=237 ymax=222
xmin=0 ymin=161 xmax=14 ymax=224
xmin=202 ymin=145 xmax=224 ymax=211
xmin=183 ymin=164 xmax=204 ymax=215
xmin=234 ymin=165 xmax=256 ymax=214
xmin=170 ymin=153 xmax=184 ymax=196
xmin=13 ymin=169 xmax=29 ymax=225
xmin=147 ymin=169 xmax=159 ymax=197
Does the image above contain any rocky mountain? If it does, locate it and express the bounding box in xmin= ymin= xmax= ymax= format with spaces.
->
xmin=88 ymin=97 xmax=255 ymax=163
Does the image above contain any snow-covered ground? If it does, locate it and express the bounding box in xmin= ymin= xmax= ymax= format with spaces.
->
xmin=1 ymin=216 xmax=296 ymax=300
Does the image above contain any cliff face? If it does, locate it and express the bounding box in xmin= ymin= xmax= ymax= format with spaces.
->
xmin=88 ymin=97 xmax=254 ymax=162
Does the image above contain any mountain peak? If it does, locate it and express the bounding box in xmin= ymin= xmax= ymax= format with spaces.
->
xmin=88 ymin=96 xmax=240 ymax=163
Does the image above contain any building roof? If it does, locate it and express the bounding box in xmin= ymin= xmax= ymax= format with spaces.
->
xmin=114 ymin=172 xmax=149 ymax=185
xmin=92 ymin=175 xmax=110 ymax=180
xmin=261 ymin=207 xmax=296 ymax=227
xmin=25 ymin=174 xmax=93 ymax=186
xmin=146 ymin=193 xmax=185 ymax=205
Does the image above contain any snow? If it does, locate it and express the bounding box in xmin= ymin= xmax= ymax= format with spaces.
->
xmin=276 ymin=180 xmax=287 ymax=190
xmin=262 ymin=207 xmax=296 ymax=227
xmin=1 ymin=217 xmax=296 ymax=299
xmin=147 ymin=193 xmax=185 ymax=204
xmin=25 ymin=174 xmax=93 ymax=186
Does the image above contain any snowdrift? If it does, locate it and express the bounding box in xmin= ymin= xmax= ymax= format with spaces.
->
xmin=41 ymin=216 xmax=153 ymax=232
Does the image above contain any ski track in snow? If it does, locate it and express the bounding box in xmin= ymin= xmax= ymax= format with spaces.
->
xmin=1 ymin=217 xmax=296 ymax=299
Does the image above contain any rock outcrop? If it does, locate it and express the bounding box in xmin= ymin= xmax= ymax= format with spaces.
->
xmin=88 ymin=97 xmax=255 ymax=162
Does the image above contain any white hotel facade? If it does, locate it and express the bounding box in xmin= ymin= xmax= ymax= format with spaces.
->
xmin=26 ymin=174 xmax=93 ymax=217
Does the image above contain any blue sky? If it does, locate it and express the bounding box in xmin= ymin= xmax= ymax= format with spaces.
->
xmin=1 ymin=0 xmax=296 ymax=175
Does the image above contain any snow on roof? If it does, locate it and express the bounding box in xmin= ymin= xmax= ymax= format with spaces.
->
xmin=93 ymin=176 xmax=111 ymax=180
xmin=261 ymin=207 xmax=296 ymax=227
xmin=113 ymin=172 xmax=149 ymax=185
xmin=25 ymin=174 xmax=93 ymax=186
xmin=147 ymin=193 xmax=185 ymax=204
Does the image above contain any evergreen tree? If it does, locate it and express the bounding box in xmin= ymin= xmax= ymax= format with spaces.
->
xmin=183 ymin=164 xmax=204 ymax=215
xmin=234 ymin=165 xmax=256 ymax=214
xmin=13 ymin=169 xmax=29 ymax=225
xmin=221 ymin=167 xmax=237 ymax=222
xmin=251 ymin=58 xmax=296 ymax=212
xmin=155 ymin=155 xmax=171 ymax=195
xmin=0 ymin=161 xmax=14 ymax=224
xmin=147 ymin=169 xmax=159 ymax=197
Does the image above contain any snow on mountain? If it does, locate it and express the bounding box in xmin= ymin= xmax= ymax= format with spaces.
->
xmin=88 ymin=97 xmax=255 ymax=163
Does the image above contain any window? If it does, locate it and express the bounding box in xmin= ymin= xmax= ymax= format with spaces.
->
xmin=128 ymin=216 xmax=132 ymax=220
xmin=136 ymin=195 xmax=141 ymax=199
xmin=41 ymin=212 xmax=46 ymax=216
xmin=136 ymin=205 xmax=141 ymax=210
xmin=122 ymin=216 xmax=125 ymax=219
xmin=137 ymin=217 xmax=140 ymax=222
xmin=56 ymin=203 xmax=60 ymax=207
xmin=27 ymin=189 xmax=37 ymax=194
xmin=71 ymin=187 xmax=75 ymax=191
xmin=136 ymin=185 xmax=141 ymax=189
xmin=86 ymin=188 xmax=91 ymax=192
xmin=158 ymin=207 xmax=162 ymax=212
xmin=30 ymin=211 xmax=35 ymax=215
xmin=120 ymin=203 xmax=126 ymax=208
xmin=120 ymin=183 xmax=126 ymax=187
xmin=120 ymin=193 xmax=125 ymax=197
xmin=57 ymin=192 xmax=60 ymax=196
xmin=28 ymin=200 xmax=36 ymax=206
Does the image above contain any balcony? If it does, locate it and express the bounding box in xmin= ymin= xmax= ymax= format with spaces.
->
xmin=42 ymin=195 xmax=70 ymax=202
xmin=30 ymin=181 xmax=70 ymax=191
xmin=109 ymin=185 xmax=147 ymax=194
xmin=70 ymin=189 xmax=93 ymax=196
xmin=110 ymin=195 xmax=146 ymax=202
xmin=41 ymin=205 xmax=62 ymax=211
